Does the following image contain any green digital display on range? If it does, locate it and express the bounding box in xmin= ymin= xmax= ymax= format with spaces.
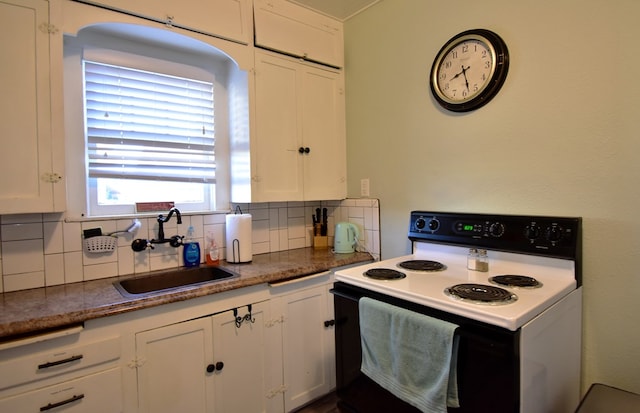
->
xmin=463 ymin=224 xmax=474 ymax=231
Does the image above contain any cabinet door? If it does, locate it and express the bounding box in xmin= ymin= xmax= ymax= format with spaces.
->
xmin=280 ymin=285 xmax=335 ymax=411
xmin=253 ymin=51 xmax=346 ymax=202
xmin=211 ymin=301 xmax=272 ymax=412
xmin=76 ymin=0 xmax=252 ymax=44
xmin=254 ymin=0 xmax=344 ymax=68
xmin=0 ymin=0 xmax=62 ymax=213
xmin=300 ymin=64 xmax=347 ymax=201
xmin=136 ymin=318 xmax=214 ymax=413
xmin=254 ymin=51 xmax=305 ymax=201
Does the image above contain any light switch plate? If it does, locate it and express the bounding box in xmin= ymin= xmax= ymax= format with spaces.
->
xmin=360 ymin=178 xmax=370 ymax=197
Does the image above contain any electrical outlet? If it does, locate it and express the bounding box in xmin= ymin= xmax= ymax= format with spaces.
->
xmin=360 ymin=178 xmax=370 ymax=197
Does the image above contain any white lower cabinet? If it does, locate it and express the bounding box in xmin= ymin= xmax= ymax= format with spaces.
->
xmin=0 ymin=280 xmax=339 ymax=412
xmin=212 ymin=303 xmax=273 ymax=412
xmin=269 ymin=274 xmax=336 ymax=412
xmin=135 ymin=317 xmax=213 ymax=413
xmin=135 ymin=301 xmax=272 ymax=413
xmin=0 ymin=326 xmax=122 ymax=412
xmin=0 ymin=367 xmax=122 ymax=412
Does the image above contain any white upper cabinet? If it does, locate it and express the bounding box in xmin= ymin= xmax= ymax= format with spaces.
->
xmin=73 ymin=0 xmax=253 ymax=44
xmin=0 ymin=0 xmax=65 ymax=214
xmin=249 ymin=50 xmax=346 ymax=202
xmin=254 ymin=0 xmax=344 ymax=68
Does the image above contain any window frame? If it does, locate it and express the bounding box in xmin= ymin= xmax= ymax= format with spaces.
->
xmin=63 ymin=26 xmax=234 ymax=219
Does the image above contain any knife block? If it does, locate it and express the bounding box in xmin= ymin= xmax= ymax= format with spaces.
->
xmin=313 ymin=236 xmax=328 ymax=249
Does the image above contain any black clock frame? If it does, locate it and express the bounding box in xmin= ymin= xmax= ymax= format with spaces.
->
xmin=430 ymin=29 xmax=509 ymax=112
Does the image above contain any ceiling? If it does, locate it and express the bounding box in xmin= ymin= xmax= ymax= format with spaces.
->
xmin=287 ymin=0 xmax=381 ymax=21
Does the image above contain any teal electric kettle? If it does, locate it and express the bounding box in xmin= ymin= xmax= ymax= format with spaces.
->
xmin=334 ymin=222 xmax=359 ymax=253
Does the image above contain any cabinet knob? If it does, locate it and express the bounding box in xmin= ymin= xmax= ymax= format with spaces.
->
xmin=298 ymin=147 xmax=310 ymax=154
xmin=207 ymin=361 xmax=225 ymax=373
xmin=324 ymin=319 xmax=335 ymax=327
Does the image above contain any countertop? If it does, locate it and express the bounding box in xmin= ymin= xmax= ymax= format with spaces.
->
xmin=0 ymin=248 xmax=372 ymax=340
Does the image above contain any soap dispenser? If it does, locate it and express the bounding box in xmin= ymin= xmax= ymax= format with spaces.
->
xmin=183 ymin=226 xmax=201 ymax=267
xmin=205 ymin=231 xmax=220 ymax=266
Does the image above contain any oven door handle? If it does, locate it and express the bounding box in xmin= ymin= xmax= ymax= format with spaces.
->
xmin=329 ymin=288 xmax=360 ymax=302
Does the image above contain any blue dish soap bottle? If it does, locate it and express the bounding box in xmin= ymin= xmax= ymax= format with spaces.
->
xmin=183 ymin=226 xmax=201 ymax=267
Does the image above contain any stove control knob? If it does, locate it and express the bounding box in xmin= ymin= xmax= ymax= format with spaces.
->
xmin=415 ymin=217 xmax=426 ymax=230
xmin=488 ymin=222 xmax=505 ymax=237
xmin=545 ymin=225 xmax=564 ymax=243
xmin=427 ymin=218 xmax=440 ymax=232
xmin=524 ymin=224 xmax=540 ymax=240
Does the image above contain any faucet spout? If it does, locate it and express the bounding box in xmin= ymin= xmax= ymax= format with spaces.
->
xmin=156 ymin=207 xmax=182 ymax=241
xmin=162 ymin=207 xmax=182 ymax=224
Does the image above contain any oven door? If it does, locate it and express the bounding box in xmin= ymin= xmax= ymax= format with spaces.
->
xmin=332 ymin=281 xmax=521 ymax=413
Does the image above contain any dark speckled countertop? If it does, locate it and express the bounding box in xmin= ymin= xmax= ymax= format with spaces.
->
xmin=0 ymin=248 xmax=372 ymax=340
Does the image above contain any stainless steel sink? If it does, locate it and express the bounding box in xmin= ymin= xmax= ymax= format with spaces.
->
xmin=114 ymin=266 xmax=239 ymax=296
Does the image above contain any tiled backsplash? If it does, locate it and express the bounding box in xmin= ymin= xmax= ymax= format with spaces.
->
xmin=0 ymin=198 xmax=379 ymax=293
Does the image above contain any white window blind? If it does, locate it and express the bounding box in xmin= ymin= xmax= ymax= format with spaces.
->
xmin=84 ymin=61 xmax=215 ymax=183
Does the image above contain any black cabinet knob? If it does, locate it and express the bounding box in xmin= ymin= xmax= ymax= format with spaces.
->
xmin=324 ymin=319 xmax=335 ymax=327
xmin=206 ymin=361 xmax=225 ymax=373
xmin=298 ymin=147 xmax=310 ymax=154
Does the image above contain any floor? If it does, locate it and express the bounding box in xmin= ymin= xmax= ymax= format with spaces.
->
xmin=293 ymin=392 xmax=342 ymax=413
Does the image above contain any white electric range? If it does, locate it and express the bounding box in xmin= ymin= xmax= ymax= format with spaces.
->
xmin=332 ymin=211 xmax=583 ymax=413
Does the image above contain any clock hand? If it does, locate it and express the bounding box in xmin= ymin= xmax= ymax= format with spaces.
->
xmin=461 ymin=65 xmax=470 ymax=91
xmin=451 ymin=65 xmax=471 ymax=86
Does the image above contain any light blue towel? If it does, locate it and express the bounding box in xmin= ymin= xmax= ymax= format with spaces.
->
xmin=359 ymin=297 xmax=459 ymax=413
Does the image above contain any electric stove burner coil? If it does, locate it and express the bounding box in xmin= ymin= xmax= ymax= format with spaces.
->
xmin=397 ymin=260 xmax=446 ymax=272
xmin=445 ymin=283 xmax=518 ymax=304
xmin=490 ymin=275 xmax=542 ymax=288
xmin=363 ymin=268 xmax=406 ymax=280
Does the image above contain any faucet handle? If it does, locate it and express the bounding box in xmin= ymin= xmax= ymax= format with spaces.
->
xmin=169 ymin=235 xmax=184 ymax=248
xmin=131 ymin=239 xmax=154 ymax=251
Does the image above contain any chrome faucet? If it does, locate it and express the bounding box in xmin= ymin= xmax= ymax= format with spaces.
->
xmin=131 ymin=207 xmax=184 ymax=251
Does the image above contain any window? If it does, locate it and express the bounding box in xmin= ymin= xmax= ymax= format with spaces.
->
xmin=63 ymin=24 xmax=245 ymax=218
xmin=84 ymin=61 xmax=215 ymax=212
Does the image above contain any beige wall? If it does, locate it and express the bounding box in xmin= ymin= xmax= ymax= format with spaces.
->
xmin=344 ymin=0 xmax=640 ymax=396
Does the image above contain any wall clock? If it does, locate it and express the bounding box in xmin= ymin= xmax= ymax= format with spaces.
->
xmin=430 ymin=29 xmax=509 ymax=112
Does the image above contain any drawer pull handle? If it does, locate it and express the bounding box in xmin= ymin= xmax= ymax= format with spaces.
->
xmin=38 ymin=354 xmax=83 ymax=370
xmin=40 ymin=394 xmax=85 ymax=411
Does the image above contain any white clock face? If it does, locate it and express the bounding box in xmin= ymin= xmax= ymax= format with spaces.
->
xmin=434 ymin=36 xmax=496 ymax=103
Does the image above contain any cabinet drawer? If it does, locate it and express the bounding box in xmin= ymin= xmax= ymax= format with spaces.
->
xmin=254 ymin=0 xmax=344 ymax=68
xmin=0 ymin=336 xmax=121 ymax=391
xmin=0 ymin=367 xmax=122 ymax=412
